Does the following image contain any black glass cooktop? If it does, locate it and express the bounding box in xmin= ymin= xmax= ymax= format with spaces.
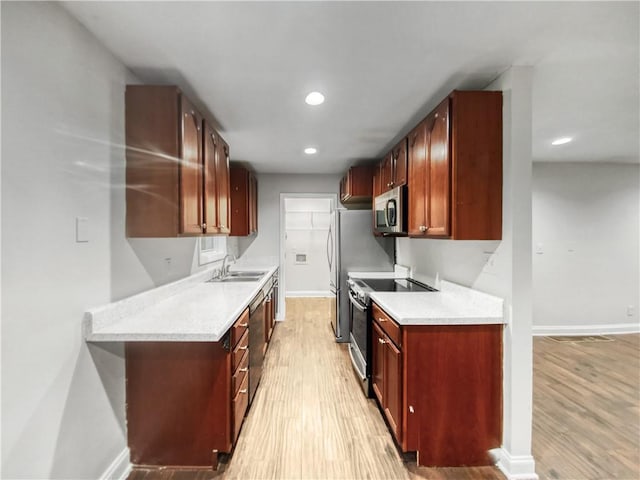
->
xmin=357 ymin=278 xmax=438 ymax=293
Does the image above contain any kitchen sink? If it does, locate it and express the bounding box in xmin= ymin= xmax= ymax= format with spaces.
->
xmin=208 ymin=270 xmax=267 ymax=283
xmin=210 ymin=276 xmax=262 ymax=283
xmin=225 ymin=270 xmax=267 ymax=277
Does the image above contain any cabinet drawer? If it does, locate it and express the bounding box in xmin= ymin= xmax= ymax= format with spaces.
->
xmin=232 ymin=349 xmax=249 ymax=397
xmin=232 ymin=330 xmax=249 ymax=372
xmin=372 ymin=302 xmax=401 ymax=347
xmin=231 ymin=308 xmax=249 ymax=348
xmin=232 ymin=373 xmax=249 ymax=443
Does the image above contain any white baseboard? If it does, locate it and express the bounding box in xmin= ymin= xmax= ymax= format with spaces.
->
xmin=99 ymin=448 xmax=131 ymax=480
xmin=285 ymin=290 xmax=334 ymax=298
xmin=532 ymin=322 xmax=640 ymax=336
xmin=493 ymin=448 xmax=538 ymax=480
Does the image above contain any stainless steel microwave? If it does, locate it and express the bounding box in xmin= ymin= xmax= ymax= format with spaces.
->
xmin=373 ymin=186 xmax=406 ymax=235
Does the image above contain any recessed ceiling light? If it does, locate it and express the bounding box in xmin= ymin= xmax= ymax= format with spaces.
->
xmin=305 ymin=92 xmax=325 ymax=106
xmin=304 ymin=147 xmax=318 ymax=155
xmin=551 ymin=137 xmax=572 ymax=146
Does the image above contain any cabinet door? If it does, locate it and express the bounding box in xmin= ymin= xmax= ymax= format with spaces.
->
xmin=372 ymin=163 xmax=382 ymax=199
xmin=203 ymin=123 xmax=219 ymax=234
xmin=249 ymin=174 xmax=258 ymax=234
xmin=384 ymin=338 xmax=402 ymax=442
xmin=381 ymin=153 xmax=393 ymax=192
xmin=216 ymin=139 xmax=231 ymax=234
xmin=392 ymin=138 xmax=408 ymax=187
xmin=265 ymin=297 xmax=272 ymax=344
xmin=372 ymin=322 xmax=385 ymax=405
xmin=408 ymin=120 xmax=428 ymax=236
xmin=426 ymin=100 xmax=451 ymax=237
xmin=179 ymin=97 xmax=204 ymax=235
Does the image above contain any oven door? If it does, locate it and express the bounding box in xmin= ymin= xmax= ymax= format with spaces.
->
xmin=348 ymin=290 xmax=369 ymax=394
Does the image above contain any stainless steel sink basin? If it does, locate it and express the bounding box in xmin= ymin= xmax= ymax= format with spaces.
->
xmin=225 ymin=270 xmax=267 ymax=277
xmin=208 ymin=270 xmax=267 ymax=283
xmin=210 ymin=276 xmax=262 ymax=283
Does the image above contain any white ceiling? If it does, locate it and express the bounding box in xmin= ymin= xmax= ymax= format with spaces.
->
xmin=63 ymin=1 xmax=639 ymax=174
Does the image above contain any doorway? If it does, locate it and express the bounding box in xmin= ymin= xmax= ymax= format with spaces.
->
xmin=278 ymin=193 xmax=338 ymax=321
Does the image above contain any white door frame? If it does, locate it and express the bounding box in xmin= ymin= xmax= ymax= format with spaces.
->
xmin=278 ymin=192 xmax=338 ymax=321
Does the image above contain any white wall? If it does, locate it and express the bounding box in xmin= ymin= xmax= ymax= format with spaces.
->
xmin=236 ymin=173 xmax=340 ymax=316
xmin=284 ymin=198 xmax=332 ymax=295
xmin=396 ymin=67 xmax=537 ymax=478
xmin=238 ymin=173 xmax=341 ymax=260
xmin=1 ymin=3 xmax=215 ymax=478
xmin=532 ymin=162 xmax=640 ymax=334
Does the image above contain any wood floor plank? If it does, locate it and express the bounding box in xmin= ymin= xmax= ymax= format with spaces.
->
xmin=533 ymin=334 xmax=640 ymax=480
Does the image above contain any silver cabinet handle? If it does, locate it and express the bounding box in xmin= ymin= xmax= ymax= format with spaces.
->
xmin=378 ymin=338 xmax=386 ymax=344
xmin=378 ymin=317 xmax=387 ymax=322
xmin=239 ymin=389 xmax=248 ymax=394
xmin=239 ymin=346 xmax=248 ymax=351
xmin=239 ymin=368 xmax=248 ymax=373
xmin=419 ymin=225 xmax=427 ymax=232
xmin=238 ymin=323 xmax=248 ymax=328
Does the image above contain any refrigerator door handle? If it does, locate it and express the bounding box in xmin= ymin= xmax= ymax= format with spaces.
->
xmin=326 ymin=223 xmax=332 ymax=270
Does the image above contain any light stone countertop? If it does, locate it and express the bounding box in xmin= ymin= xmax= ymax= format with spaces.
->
xmin=348 ymin=271 xmax=504 ymax=326
xmin=369 ymin=280 xmax=504 ymax=326
xmin=83 ymin=265 xmax=278 ymax=342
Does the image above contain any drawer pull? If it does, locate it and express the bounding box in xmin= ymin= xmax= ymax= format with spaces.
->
xmin=239 ymin=368 xmax=248 ymax=373
xmin=238 ymin=323 xmax=248 ymax=328
xmin=239 ymin=346 xmax=248 ymax=351
xmin=239 ymin=389 xmax=248 ymax=394
xmin=378 ymin=317 xmax=386 ymax=322
xmin=378 ymin=338 xmax=386 ymax=344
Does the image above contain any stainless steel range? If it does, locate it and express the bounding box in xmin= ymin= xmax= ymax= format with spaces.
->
xmin=347 ymin=277 xmax=437 ymax=395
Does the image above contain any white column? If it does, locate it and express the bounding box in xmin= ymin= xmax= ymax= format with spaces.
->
xmin=488 ymin=66 xmax=538 ymax=480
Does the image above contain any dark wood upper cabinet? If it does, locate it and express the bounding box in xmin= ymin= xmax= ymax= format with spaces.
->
xmin=125 ymin=85 xmax=230 ymax=237
xmin=230 ymin=166 xmax=258 ymax=236
xmin=425 ymin=100 xmax=451 ymax=237
xmin=391 ymin=138 xmax=408 ymax=188
xmin=216 ymin=136 xmax=231 ymax=234
xmin=340 ymin=165 xmax=375 ymax=207
xmin=407 ymin=119 xmax=428 ymax=236
xmin=378 ymin=137 xmax=408 ymax=194
xmin=372 ymin=162 xmax=383 ymax=199
xmin=180 ymin=97 xmax=205 ymax=235
xmin=380 ymin=153 xmax=394 ymax=192
xmin=203 ymin=122 xmax=219 ymax=234
xmin=408 ymin=90 xmax=502 ymax=240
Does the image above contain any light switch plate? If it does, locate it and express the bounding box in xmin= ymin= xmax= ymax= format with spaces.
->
xmin=76 ymin=217 xmax=89 ymax=242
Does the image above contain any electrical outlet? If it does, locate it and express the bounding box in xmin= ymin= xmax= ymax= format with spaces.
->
xmin=535 ymin=243 xmax=544 ymax=254
xmin=627 ymin=305 xmax=635 ymax=317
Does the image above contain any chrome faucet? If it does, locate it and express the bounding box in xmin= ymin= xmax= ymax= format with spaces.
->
xmin=220 ymin=253 xmax=237 ymax=277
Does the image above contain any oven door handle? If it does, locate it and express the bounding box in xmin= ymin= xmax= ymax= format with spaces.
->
xmin=348 ymin=291 xmax=367 ymax=312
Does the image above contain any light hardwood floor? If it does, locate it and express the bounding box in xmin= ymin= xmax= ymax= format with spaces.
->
xmin=532 ymin=334 xmax=640 ymax=480
xmin=128 ymin=297 xmax=503 ymax=480
xmin=128 ymin=300 xmax=640 ymax=480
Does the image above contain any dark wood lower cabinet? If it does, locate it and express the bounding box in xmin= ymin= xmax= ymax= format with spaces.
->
xmin=125 ymin=308 xmax=253 ymax=469
xmin=371 ymin=301 xmax=503 ymax=467
xmin=125 ymin=341 xmax=233 ymax=467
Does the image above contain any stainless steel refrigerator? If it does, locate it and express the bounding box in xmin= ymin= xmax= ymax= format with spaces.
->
xmin=327 ymin=209 xmax=395 ymax=342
